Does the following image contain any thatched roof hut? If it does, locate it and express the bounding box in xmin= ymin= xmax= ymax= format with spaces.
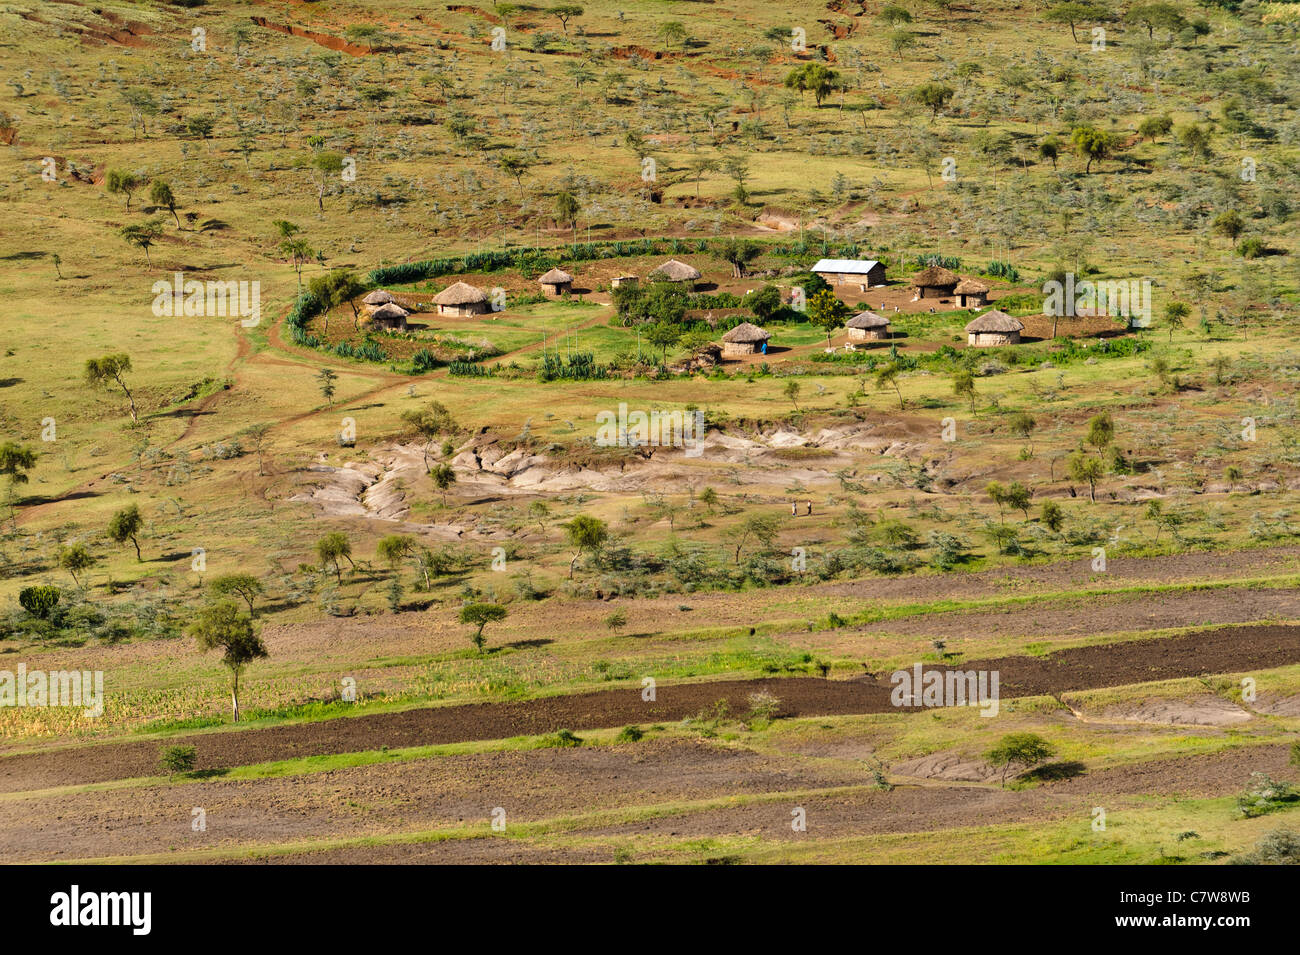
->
xmin=538 ymin=268 xmax=574 ymax=297
xmin=369 ymin=302 xmax=410 ymax=330
xmin=846 ymin=310 xmax=890 ymax=342
xmin=910 ymin=266 xmax=960 ymax=299
xmin=362 ymin=289 xmax=396 ymax=306
xmin=965 ymin=309 xmax=1024 ymax=346
xmin=433 ymin=281 xmax=490 ymax=316
xmin=954 ymin=278 xmax=990 ymax=308
xmin=649 ymin=259 xmax=702 ymax=283
xmin=721 ymin=321 xmax=771 ymax=356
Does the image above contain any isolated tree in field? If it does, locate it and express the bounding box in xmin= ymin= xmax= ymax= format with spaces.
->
xmin=1212 ymin=210 xmax=1244 ymax=244
xmin=1124 ymin=2 xmax=1184 ymax=39
xmin=555 ymin=190 xmax=580 ymax=238
xmin=985 ymin=733 xmax=1056 ymax=787
xmin=986 ymin=481 xmax=1009 ymax=523
xmin=1045 ymin=2 xmax=1107 ymax=42
xmin=107 ymin=503 xmax=144 ymax=561
xmin=1164 ymin=301 xmax=1190 ymax=342
xmin=807 ymin=290 xmax=851 ymax=349
xmin=1177 ymin=123 xmax=1212 ymax=159
xmin=316 ymin=532 xmax=354 ymax=583
xmin=58 ymin=543 xmax=95 ymax=588
xmin=401 ymin=401 xmax=457 ymax=472
xmin=1084 ymin=412 xmax=1114 ymax=455
xmin=784 ymin=63 xmax=840 ymax=107
xmin=431 ymin=462 xmax=457 ymax=506
xmin=1009 ymin=411 xmax=1037 ymax=452
xmin=953 ymin=368 xmax=977 ymax=412
xmin=699 ymin=486 xmax=720 ymax=513
xmin=209 ymin=573 xmax=265 ymax=616
xmin=563 ymin=514 xmax=608 ymax=576
xmin=549 ymin=4 xmax=583 ymax=33
xmin=497 ymin=153 xmax=534 ymax=195
xmin=1040 ymin=500 xmax=1065 ymax=533
xmin=1067 ymin=450 xmax=1104 ymax=502
xmin=888 ymin=28 xmax=916 ymax=59
xmin=119 ymin=219 xmax=164 ymax=267
xmin=1071 ymin=126 xmax=1114 ymax=174
xmin=105 ymin=169 xmax=139 ymax=210
xmin=875 ymin=362 xmax=905 ymax=410
xmin=1038 ymin=137 xmax=1060 ymax=170
xmin=1004 ymin=481 xmax=1032 ymax=520
xmin=716 ymin=238 xmax=762 ymax=279
xmin=316 ymin=367 xmax=338 ymax=406
xmin=190 ymin=600 xmax=268 ymax=722
xmin=688 ymin=154 xmax=718 ymax=197
xmin=0 ymin=441 xmax=37 ymax=526
xmin=783 ymin=380 xmax=801 ymax=410
xmin=149 ymin=179 xmax=180 ymax=228
xmin=281 ymin=237 xmax=315 ymax=291
xmin=1137 ymin=114 xmax=1173 ymax=142
xmin=658 ymin=20 xmax=687 ymax=50
xmin=460 ymin=601 xmax=508 ymax=651
xmin=722 ymin=153 xmax=752 ymax=202
xmin=19 ymin=585 xmax=60 ymax=620
xmin=84 ymin=353 xmax=138 ymax=423
xmin=644 ymin=322 xmax=683 ymax=365
xmin=912 ymin=82 xmax=954 ymax=120
xmin=880 ymin=4 xmax=913 ymax=26
xmin=241 ymin=423 xmax=272 ymax=476
xmin=308 ymin=150 xmax=344 ymax=210
xmin=52 ymin=253 xmax=62 ymax=280
xmin=727 ymin=512 xmax=780 ymax=564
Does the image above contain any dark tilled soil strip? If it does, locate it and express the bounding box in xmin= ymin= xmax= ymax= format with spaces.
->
xmin=2 ymin=624 xmax=1297 ymax=794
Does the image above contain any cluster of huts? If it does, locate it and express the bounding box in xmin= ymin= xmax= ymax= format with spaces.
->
xmin=355 ymin=256 xmax=1023 ymax=357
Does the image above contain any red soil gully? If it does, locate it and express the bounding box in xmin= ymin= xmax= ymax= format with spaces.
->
xmin=248 ymin=16 xmax=373 ymax=56
xmin=1 ymin=624 xmax=1297 ymax=793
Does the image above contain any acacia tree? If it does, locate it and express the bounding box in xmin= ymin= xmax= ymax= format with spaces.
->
xmin=431 ymin=462 xmax=457 ymax=505
xmin=316 ymin=532 xmax=354 ymax=583
xmin=549 ymin=4 xmax=583 ymax=33
xmin=563 ymin=514 xmax=608 ymax=577
xmin=209 ymin=573 xmax=265 ymax=616
xmin=807 ymin=290 xmax=851 ymax=349
xmin=0 ymin=441 xmax=37 ymax=527
xmin=912 ymin=82 xmax=954 ymax=121
xmin=1045 ymin=1 xmax=1107 ymax=42
xmin=1071 ymin=125 xmax=1114 ymax=173
xmin=59 ymin=544 xmax=96 ymax=588
xmin=875 ymin=362 xmax=905 ymax=409
xmin=119 ymin=219 xmax=164 ymax=266
xmin=190 ymin=600 xmax=268 ymax=722
xmin=149 ymin=179 xmax=181 ymax=228
xmin=984 ymin=733 xmax=1056 ymax=787
xmin=107 ymin=504 xmax=144 ymax=561
xmin=460 ymin=602 xmax=508 ymax=651
xmin=401 ymin=401 xmax=457 ymax=472
xmin=308 ymin=150 xmax=344 ymax=210
xmin=84 ymin=353 xmax=138 ymax=423
xmin=105 ymin=169 xmax=139 ymax=210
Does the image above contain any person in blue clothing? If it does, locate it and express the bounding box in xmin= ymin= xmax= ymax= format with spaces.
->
xmin=761 ymin=341 xmax=768 ymax=355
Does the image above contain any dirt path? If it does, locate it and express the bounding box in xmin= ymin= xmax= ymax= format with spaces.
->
xmin=3 ymin=624 xmax=1297 ymax=794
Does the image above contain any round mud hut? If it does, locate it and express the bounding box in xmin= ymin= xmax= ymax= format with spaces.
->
xmin=649 ymin=259 xmax=702 ymax=286
xmin=362 ymin=289 xmax=396 ymax=314
xmin=965 ymin=310 xmax=1024 ymax=347
xmin=846 ymin=310 xmax=891 ymax=342
xmin=433 ymin=281 xmax=490 ymax=317
xmin=910 ymin=266 xmax=960 ymax=300
xmin=538 ymin=268 xmax=574 ymax=298
xmin=954 ymin=279 xmax=990 ymax=308
xmin=721 ymin=321 xmax=771 ymax=357
xmin=368 ymin=302 xmax=410 ymax=331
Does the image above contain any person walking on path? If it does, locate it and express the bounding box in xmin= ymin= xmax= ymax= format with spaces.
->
xmin=805 ymin=500 xmax=813 ymax=516
xmin=791 ymin=501 xmax=798 ymax=517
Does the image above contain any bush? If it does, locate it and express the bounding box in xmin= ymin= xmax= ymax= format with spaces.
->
xmin=615 ymin=725 xmax=644 ymax=743
xmin=18 ymin=585 xmax=60 ymax=620
xmin=159 ymin=744 xmax=197 ymax=775
xmin=541 ymin=728 xmax=584 ymax=747
xmin=1237 ymin=772 xmax=1298 ymax=818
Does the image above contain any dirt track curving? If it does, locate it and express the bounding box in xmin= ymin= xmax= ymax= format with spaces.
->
xmin=2 ymin=624 xmax=1297 ymax=794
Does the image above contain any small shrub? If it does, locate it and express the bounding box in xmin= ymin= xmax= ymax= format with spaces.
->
xmin=541 ymin=728 xmax=583 ymax=747
xmin=159 ymin=745 xmax=197 ymax=775
xmin=615 ymin=725 xmax=644 ymax=743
